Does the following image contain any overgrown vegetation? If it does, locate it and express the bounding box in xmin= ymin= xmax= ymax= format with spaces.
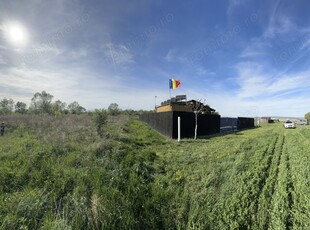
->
xmin=0 ymin=115 xmax=309 ymax=229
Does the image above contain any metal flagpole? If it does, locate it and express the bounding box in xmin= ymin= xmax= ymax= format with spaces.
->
xmin=169 ymin=79 xmax=171 ymax=99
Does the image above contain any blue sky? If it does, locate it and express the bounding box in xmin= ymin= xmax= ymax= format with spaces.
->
xmin=1 ymin=0 xmax=310 ymax=117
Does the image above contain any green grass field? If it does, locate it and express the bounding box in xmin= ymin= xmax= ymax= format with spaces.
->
xmin=0 ymin=115 xmax=309 ymax=229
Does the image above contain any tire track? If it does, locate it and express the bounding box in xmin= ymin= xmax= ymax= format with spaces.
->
xmin=285 ymin=128 xmax=310 ymax=229
xmin=269 ymin=135 xmax=295 ymax=230
xmin=254 ymin=134 xmax=284 ymax=229
xmin=222 ymin=134 xmax=280 ymax=228
xmin=285 ymin=143 xmax=294 ymax=230
xmin=260 ymin=135 xmax=282 ymax=191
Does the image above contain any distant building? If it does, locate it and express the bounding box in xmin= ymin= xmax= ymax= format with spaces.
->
xmin=260 ymin=117 xmax=272 ymax=123
xmin=156 ymin=95 xmax=216 ymax=114
xmin=141 ymin=95 xmax=254 ymax=138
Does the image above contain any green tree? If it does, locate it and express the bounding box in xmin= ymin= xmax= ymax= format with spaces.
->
xmin=15 ymin=101 xmax=27 ymax=114
xmin=67 ymin=101 xmax=86 ymax=115
xmin=0 ymin=98 xmax=14 ymax=114
xmin=29 ymin=91 xmax=54 ymax=114
xmin=305 ymin=112 xmax=310 ymax=124
xmin=123 ymin=109 xmax=137 ymax=115
xmin=52 ymin=100 xmax=67 ymax=115
xmin=108 ymin=103 xmax=120 ymax=116
xmin=92 ymin=109 xmax=108 ymax=137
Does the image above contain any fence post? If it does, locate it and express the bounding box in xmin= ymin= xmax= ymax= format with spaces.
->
xmin=178 ymin=116 xmax=181 ymax=142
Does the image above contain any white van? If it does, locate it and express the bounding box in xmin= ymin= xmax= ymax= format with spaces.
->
xmin=296 ymin=119 xmax=307 ymax=125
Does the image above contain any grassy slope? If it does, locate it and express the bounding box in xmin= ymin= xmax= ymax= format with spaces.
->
xmin=0 ymin=116 xmax=309 ymax=229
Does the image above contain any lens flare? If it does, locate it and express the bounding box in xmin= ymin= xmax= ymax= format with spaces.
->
xmin=3 ymin=21 xmax=29 ymax=47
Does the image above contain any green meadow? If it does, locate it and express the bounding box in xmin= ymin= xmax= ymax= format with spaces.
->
xmin=0 ymin=115 xmax=309 ymax=229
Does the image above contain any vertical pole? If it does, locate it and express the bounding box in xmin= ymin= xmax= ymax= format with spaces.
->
xmin=169 ymin=79 xmax=172 ymax=99
xmin=232 ymin=118 xmax=234 ymax=131
xmin=178 ymin=116 xmax=181 ymax=142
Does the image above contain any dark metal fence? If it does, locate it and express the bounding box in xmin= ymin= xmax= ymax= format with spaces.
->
xmin=237 ymin=117 xmax=255 ymax=130
xmin=140 ymin=113 xmax=254 ymax=138
xmin=220 ymin=117 xmax=237 ymax=133
xmin=139 ymin=112 xmax=173 ymax=138
xmin=220 ymin=117 xmax=254 ymax=133
xmin=140 ymin=112 xmax=220 ymax=139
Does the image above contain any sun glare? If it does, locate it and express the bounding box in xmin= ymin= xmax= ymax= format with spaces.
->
xmin=4 ymin=22 xmax=28 ymax=47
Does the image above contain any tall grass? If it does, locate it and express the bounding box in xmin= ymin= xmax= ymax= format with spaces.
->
xmin=0 ymin=114 xmax=170 ymax=229
xmin=0 ymin=116 xmax=309 ymax=229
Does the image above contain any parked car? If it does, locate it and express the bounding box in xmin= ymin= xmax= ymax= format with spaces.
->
xmin=296 ymin=119 xmax=307 ymax=125
xmin=283 ymin=120 xmax=295 ymax=129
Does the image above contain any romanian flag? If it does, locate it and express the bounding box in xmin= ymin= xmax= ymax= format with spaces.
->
xmin=169 ymin=79 xmax=181 ymax=89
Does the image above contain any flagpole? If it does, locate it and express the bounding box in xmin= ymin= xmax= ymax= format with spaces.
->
xmin=169 ymin=88 xmax=171 ymax=99
xmin=169 ymin=79 xmax=171 ymax=99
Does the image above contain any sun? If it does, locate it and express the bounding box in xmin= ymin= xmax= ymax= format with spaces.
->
xmin=4 ymin=22 xmax=28 ymax=47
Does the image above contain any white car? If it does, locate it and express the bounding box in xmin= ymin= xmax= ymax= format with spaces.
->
xmin=296 ymin=119 xmax=307 ymax=125
xmin=283 ymin=120 xmax=295 ymax=129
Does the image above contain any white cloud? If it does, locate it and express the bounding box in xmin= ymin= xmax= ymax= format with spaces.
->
xmin=101 ymin=43 xmax=134 ymax=66
xmin=0 ymin=45 xmax=7 ymax=51
xmin=68 ymin=48 xmax=88 ymax=59
xmin=0 ymin=62 xmax=166 ymax=111
xmin=299 ymin=36 xmax=310 ymax=51
xmin=186 ymin=78 xmax=310 ymax=118
xmin=227 ymin=0 xmax=249 ymax=16
xmin=20 ymin=44 xmax=63 ymax=66
xmin=79 ymin=87 xmax=168 ymax=111
xmin=196 ymin=67 xmax=216 ymax=76
xmin=235 ymin=62 xmax=310 ymax=99
xmin=239 ymin=39 xmax=270 ymax=58
xmin=181 ymin=60 xmax=310 ymax=117
xmin=165 ymin=49 xmax=176 ymax=62
xmin=264 ymin=15 xmax=295 ymax=38
xmin=164 ymin=49 xmax=186 ymax=63
xmin=267 ymin=74 xmax=310 ymax=94
xmin=240 ymin=2 xmax=299 ymax=60
xmin=0 ymin=55 xmax=6 ymax=65
xmin=0 ymin=67 xmax=77 ymax=95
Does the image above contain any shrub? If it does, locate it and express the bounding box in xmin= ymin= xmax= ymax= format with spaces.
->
xmin=92 ymin=109 xmax=108 ymax=137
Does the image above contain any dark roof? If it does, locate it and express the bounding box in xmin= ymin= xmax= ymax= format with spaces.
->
xmin=187 ymin=100 xmax=216 ymax=112
xmin=158 ymin=99 xmax=216 ymax=112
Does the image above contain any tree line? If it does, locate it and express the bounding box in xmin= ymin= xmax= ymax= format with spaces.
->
xmin=0 ymin=90 xmax=151 ymax=116
xmin=0 ymin=91 xmax=86 ymax=115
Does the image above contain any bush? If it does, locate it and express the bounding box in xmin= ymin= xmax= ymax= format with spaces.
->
xmin=92 ymin=109 xmax=108 ymax=137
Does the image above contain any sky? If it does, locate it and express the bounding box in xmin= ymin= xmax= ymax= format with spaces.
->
xmin=0 ymin=0 xmax=310 ymax=117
